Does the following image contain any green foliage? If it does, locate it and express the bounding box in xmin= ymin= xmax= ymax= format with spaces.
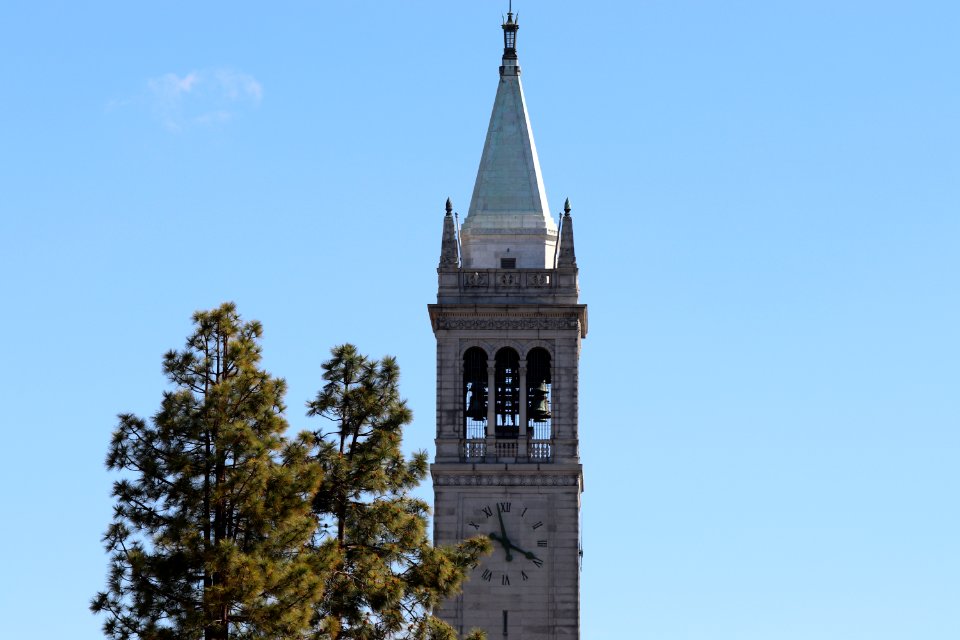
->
xmin=91 ymin=303 xmax=322 ymax=640
xmin=93 ymin=308 xmax=487 ymax=640
xmin=306 ymin=344 xmax=491 ymax=640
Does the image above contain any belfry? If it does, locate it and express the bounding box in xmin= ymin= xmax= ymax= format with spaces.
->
xmin=429 ymin=10 xmax=587 ymax=639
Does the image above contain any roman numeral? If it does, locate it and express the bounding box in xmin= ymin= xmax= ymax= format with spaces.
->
xmin=521 ymin=571 xmax=529 ymax=581
xmin=481 ymin=506 xmax=493 ymax=518
xmin=501 ymin=574 xmax=510 ymax=586
xmin=520 ymin=507 xmax=528 ymax=517
xmin=531 ymin=557 xmax=543 ymax=568
xmin=498 ymin=501 xmax=511 ymax=513
xmin=482 ymin=569 xmax=493 ymax=582
xmin=531 ymin=521 xmax=543 ymax=530
xmin=537 ymin=540 xmax=547 ymax=547
xmin=467 ymin=521 xmax=479 ymax=530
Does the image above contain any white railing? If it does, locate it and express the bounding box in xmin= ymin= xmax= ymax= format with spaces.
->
xmin=462 ymin=440 xmax=486 ymax=460
xmin=528 ymin=440 xmax=552 ymax=461
xmin=459 ymin=439 xmax=553 ymax=462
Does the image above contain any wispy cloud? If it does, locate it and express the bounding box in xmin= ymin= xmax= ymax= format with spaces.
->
xmin=112 ymin=68 xmax=263 ymax=131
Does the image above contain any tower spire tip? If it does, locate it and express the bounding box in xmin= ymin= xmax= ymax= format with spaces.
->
xmin=501 ymin=3 xmax=519 ymax=66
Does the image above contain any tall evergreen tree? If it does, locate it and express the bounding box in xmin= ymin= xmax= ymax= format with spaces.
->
xmin=306 ymin=345 xmax=490 ymax=640
xmin=92 ymin=303 xmax=322 ymax=640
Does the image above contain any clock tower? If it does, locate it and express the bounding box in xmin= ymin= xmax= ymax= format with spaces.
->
xmin=429 ymin=11 xmax=586 ymax=639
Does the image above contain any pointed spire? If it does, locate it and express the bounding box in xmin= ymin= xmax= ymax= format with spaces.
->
xmin=557 ymin=198 xmax=577 ymax=268
xmin=439 ymin=198 xmax=460 ymax=269
xmin=459 ymin=10 xmax=557 ymax=269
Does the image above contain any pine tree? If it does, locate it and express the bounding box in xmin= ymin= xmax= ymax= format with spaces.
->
xmin=92 ymin=303 xmax=322 ymax=640
xmin=306 ymin=344 xmax=491 ymax=640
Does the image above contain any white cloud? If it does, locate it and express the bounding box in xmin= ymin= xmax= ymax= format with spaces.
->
xmin=134 ymin=68 xmax=262 ymax=131
xmin=212 ymin=69 xmax=262 ymax=102
xmin=147 ymin=72 xmax=200 ymax=99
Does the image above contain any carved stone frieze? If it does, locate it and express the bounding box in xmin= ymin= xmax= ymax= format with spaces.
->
xmin=498 ymin=272 xmax=520 ymax=286
xmin=454 ymin=269 xmax=563 ymax=292
xmin=436 ymin=316 xmax=579 ymax=331
xmin=463 ymin=272 xmax=489 ymax=287
xmin=435 ymin=474 xmax=579 ymax=487
xmin=527 ymin=272 xmax=551 ymax=287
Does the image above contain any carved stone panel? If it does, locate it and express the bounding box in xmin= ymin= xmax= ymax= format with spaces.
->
xmin=436 ymin=316 xmax=579 ymax=331
xmin=526 ymin=272 xmax=551 ymax=287
xmin=497 ymin=272 xmax=520 ymax=287
xmin=434 ymin=473 xmax=580 ymax=487
xmin=463 ymin=272 xmax=489 ymax=288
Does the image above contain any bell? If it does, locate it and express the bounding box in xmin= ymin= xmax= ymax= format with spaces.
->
xmin=528 ymin=383 xmax=551 ymax=422
xmin=466 ymin=386 xmax=487 ymax=420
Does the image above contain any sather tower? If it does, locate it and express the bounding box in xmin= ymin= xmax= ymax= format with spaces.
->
xmin=429 ymin=10 xmax=587 ymax=639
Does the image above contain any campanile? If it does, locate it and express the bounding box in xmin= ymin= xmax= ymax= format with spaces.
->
xmin=429 ymin=11 xmax=586 ymax=639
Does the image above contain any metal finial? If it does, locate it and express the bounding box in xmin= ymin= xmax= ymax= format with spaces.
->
xmin=564 ymin=198 xmax=571 ymax=216
xmin=501 ymin=7 xmax=519 ymax=61
xmin=445 ymin=197 xmax=453 ymax=215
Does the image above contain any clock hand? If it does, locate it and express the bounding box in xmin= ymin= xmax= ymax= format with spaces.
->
xmin=498 ymin=540 xmax=540 ymax=567
xmin=496 ymin=504 xmax=511 ymax=545
xmin=495 ymin=504 xmax=515 ymax=561
xmin=501 ymin=539 xmax=541 ymax=563
xmin=488 ymin=532 xmax=513 ymax=561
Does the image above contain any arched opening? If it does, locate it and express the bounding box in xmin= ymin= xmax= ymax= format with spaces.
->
xmin=463 ymin=347 xmax=488 ymax=440
xmin=494 ymin=347 xmax=520 ymax=438
xmin=526 ymin=347 xmax=552 ymax=441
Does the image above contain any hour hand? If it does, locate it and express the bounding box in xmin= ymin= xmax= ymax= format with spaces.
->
xmin=505 ymin=541 xmax=541 ymax=564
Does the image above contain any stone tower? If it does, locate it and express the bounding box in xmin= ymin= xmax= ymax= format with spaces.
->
xmin=429 ymin=11 xmax=586 ymax=639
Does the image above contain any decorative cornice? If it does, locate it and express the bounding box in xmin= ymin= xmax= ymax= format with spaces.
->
xmin=427 ymin=304 xmax=589 ymax=339
xmin=435 ymin=316 xmax=580 ymax=331
xmin=434 ymin=473 xmax=580 ymax=487
xmin=458 ymin=228 xmax=558 ymax=236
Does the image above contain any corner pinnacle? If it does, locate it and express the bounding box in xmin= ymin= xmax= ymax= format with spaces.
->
xmin=445 ymin=198 xmax=453 ymax=216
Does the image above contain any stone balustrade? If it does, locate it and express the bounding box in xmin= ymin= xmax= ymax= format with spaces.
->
xmin=460 ymin=438 xmax=553 ymax=463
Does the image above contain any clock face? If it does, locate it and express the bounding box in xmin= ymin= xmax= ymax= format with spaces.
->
xmin=463 ymin=497 xmax=549 ymax=587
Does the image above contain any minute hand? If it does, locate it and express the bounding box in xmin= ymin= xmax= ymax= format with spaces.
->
xmin=488 ymin=532 xmax=513 ymax=561
xmin=496 ymin=504 xmax=511 ymax=545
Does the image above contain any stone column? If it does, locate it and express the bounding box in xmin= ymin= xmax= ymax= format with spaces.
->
xmin=518 ymin=365 xmax=528 ymax=460
xmin=485 ymin=363 xmax=497 ymax=447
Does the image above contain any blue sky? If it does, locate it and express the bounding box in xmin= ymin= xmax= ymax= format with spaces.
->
xmin=1 ymin=1 xmax=958 ymax=638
